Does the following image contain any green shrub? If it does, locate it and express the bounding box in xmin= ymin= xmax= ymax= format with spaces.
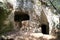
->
xmin=0 ymin=2 xmax=13 ymax=35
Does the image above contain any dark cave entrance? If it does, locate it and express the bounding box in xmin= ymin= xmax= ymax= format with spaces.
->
xmin=14 ymin=11 xmax=30 ymax=29
xmin=41 ymin=24 xmax=49 ymax=34
xmin=14 ymin=13 xmax=30 ymax=22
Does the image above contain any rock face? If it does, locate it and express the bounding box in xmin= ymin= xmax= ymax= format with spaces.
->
xmin=11 ymin=0 xmax=42 ymax=33
xmin=0 ymin=0 xmax=60 ymax=40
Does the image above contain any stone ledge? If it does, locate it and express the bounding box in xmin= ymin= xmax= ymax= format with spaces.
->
xmin=30 ymin=33 xmax=56 ymax=40
xmin=1 ymin=33 xmax=57 ymax=40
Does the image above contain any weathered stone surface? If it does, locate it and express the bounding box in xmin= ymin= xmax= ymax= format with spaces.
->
xmin=0 ymin=0 xmax=60 ymax=40
xmin=1 ymin=33 xmax=57 ymax=40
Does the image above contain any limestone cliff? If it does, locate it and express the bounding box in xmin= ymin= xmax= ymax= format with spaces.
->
xmin=0 ymin=0 xmax=60 ymax=40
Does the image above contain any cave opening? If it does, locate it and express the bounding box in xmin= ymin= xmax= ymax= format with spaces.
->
xmin=41 ymin=24 xmax=49 ymax=34
xmin=14 ymin=12 xmax=30 ymax=22
xmin=14 ymin=11 xmax=30 ymax=29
